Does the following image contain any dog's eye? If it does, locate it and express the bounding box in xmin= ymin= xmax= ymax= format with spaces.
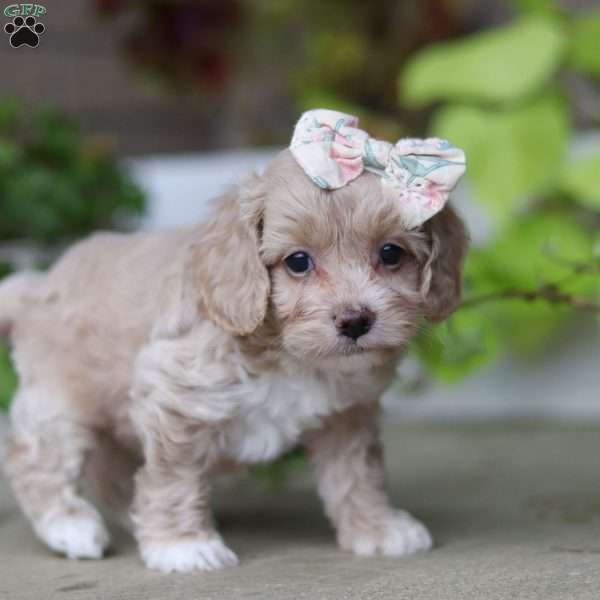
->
xmin=379 ymin=243 xmax=405 ymax=267
xmin=284 ymin=251 xmax=313 ymax=275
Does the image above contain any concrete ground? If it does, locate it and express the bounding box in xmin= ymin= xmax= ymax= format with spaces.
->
xmin=1 ymin=423 xmax=599 ymax=600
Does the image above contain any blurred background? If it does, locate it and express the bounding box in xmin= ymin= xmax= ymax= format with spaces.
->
xmin=0 ymin=0 xmax=598 ymax=424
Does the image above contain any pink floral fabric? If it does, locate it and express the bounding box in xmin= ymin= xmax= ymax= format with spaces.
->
xmin=289 ymin=109 xmax=467 ymax=229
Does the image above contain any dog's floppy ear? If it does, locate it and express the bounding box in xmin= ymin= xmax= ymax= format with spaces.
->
xmin=421 ymin=205 xmax=469 ymax=322
xmin=184 ymin=177 xmax=269 ymax=336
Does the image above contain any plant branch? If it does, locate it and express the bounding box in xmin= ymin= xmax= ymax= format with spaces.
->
xmin=460 ymin=283 xmax=600 ymax=313
xmin=540 ymin=242 xmax=600 ymax=276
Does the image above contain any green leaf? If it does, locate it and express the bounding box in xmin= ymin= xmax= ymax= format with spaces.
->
xmin=463 ymin=213 xmax=595 ymax=354
xmin=569 ymin=11 xmax=600 ymax=77
xmin=0 ymin=342 xmax=17 ymax=412
xmin=420 ymin=213 xmax=596 ymax=381
xmin=0 ymin=138 xmax=20 ymax=168
xmin=414 ymin=313 xmax=500 ymax=383
xmin=30 ymin=108 xmax=80 ymax=165
xmin=251 ymin=447 xmax=308 ymax=491
xmin=559 ymin=154 xmax=600 ymax=209
xmin=400 ymin=17 xmax=566 ymax=106
xmin=0 ymin=97 xmax=20 ymax=132
xmin=432 ymin=95 xmax=569 ymax=220
xmin=465 ymin=213 xmax=593 ymax=293
xmin=512 ymin=0 xmax=563 ymax=19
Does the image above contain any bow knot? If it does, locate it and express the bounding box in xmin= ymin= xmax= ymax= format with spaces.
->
xmin=290 ymin=109 xmax=466 ymax=228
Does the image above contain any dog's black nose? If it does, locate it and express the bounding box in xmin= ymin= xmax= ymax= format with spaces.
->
xmin=335 ymin=308 xmax=375 ymax=340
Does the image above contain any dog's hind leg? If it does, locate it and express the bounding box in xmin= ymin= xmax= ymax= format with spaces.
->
xmin=3 ymin=384 xmax=110 ymax=559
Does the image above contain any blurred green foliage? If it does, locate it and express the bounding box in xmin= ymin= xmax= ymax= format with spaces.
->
xmin=433 ymin=95 xmax=569 ymax=221
xmin=0 ymin=260 xmax=16 ymax=411
xmin=0 ymin=344 xmax=16 ymax=412
xmin=569 ymin=10 xmax=600 ymax=77
xmin=401 ymin=17 xmax=566 ymax=106
xmin=401 ymin=7 xmax=600 ymax=381
xmin=0 ymin=98 xmax=145 ymax=241
xmin=251 ymin=446 xmax=308 ymax=491
xmin=0 ymin=99 xmax=146 ymax=411
xmin=559 ymin=154 xmax=600 ymax=209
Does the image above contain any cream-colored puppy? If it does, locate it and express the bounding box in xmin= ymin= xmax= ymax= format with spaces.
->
xmin=0 ymin=149 xmax=467 ymax=572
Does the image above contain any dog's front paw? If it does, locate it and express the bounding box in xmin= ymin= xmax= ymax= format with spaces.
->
xmin=340 ymin=510 xmax=433 ymax=558
xmin=35 ymin=503 xmax=111 ymax=560
xmin=140 ymin=535 xmax=239 ymax=573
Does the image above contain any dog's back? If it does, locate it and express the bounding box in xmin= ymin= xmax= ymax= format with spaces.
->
xmin=1 ymin=228 xmax=193 ymax=423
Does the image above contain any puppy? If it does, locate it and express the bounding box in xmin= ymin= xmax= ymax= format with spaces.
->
xmin=0 ymin=120 xmax=467 ymax=572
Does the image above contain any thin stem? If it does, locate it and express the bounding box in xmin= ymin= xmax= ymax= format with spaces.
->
xmin=460 ymin=283 xmax=600 ymax=313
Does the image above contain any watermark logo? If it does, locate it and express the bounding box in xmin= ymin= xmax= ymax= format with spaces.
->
xmin=3 ymin=4 xmax=46 ymax=47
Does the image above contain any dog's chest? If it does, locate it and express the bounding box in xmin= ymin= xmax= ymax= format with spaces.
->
xmin=219 ymin=372 xmax=352 ymax=464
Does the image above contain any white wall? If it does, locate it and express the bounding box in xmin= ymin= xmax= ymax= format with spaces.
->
xmin=129 ymin=149 xmax=277 ymax=231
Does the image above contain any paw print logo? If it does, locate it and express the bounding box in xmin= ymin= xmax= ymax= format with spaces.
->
xmin=4 ymin=15 xmax=45 ymax=48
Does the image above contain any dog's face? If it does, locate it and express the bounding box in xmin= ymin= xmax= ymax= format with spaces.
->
xmin=194 ymin=151 xmax=467 ymax=366
xmin=260 ymin=155 xmax=432 ymax=361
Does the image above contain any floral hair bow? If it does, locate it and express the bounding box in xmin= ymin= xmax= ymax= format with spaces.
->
xmin=289 ymin=109 xmax=467 ymax=229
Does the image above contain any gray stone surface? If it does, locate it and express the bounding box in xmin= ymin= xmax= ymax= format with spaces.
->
xmin=1 ymin=423 xmax=600 ymax=599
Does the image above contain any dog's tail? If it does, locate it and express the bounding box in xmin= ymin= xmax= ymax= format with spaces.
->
xmin=0 ymin=271 xmax=42 ymax=339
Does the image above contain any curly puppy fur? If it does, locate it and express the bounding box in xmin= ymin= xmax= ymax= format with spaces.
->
xmin=0 ymin=150 xmax=467 ymax=572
